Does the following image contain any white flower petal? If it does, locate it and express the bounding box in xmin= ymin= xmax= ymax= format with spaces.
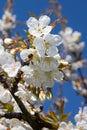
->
xmin=47 ymin=46 xmax=58 ymax=57
xmin=0 ymin=45 xmax=4 ymax=54
xmin=28 ymin=27 xmax=41 ymax=37
xmin=78 ymin=42 xmax=85 ymax=51
xmin=0 ymin=38 xmax=3 ymax=45
xmin=43 ymin=72 xmax=54 ymax=88
xmin=59 ymin=122 xmax=67 ymax=128
xmin=0 ymin=124 xmax=7 ymax=130
xmin=53 ymin=70 xmax=64 ymax=81
xmin=44 ymin=34 xmax=62 ymax=46
xmin=2 ymin=62 xmax=21 ymax=77
xmin=39 ymin=57 xmax=58 ymax=72
xmin=72 ymin=31 xmax=81 ymax=42
xmin=33 ymin=37 xmax=45 ymax=57
xmin=21 ymin=65 xmax=30 ymax=74
xmin=60 ymin=27 xmax=73 ymax=36
xmin=0 ymin=89 xmax=11 ymax=103
xmin=20 ymin=49 xmax=29 ymax=61
xmin=20 ymin=48 xmax=35 ymax=62
xmin=39 ymin=15 xmax=51 ymax=27
xmin=27 ymin=15 xmax=52 ymax=36
xmin=11 ymin=126 xmax=25 ymax=130
xmin=26 ymin=17 xmax=38 ymax=28
xmin=42 ymin=26 xmax=52 ymax=35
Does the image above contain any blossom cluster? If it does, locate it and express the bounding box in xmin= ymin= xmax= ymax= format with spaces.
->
xmin=60 ymin=27 xmax=85 ymax=53
xmin=0 ymin=15 xmax=64 ymax=104
xmin=21 ymin=15 xmax=63 ymax=89
xmin=0 ymin=1 xmax=87 ymax=129
xmin=60 ymin=27 xmax=87 ymax=99
xmin=60 ymin=27 xmax=85 ymax=71
xmin=0 ymin=14 xmax=66 ymax=127
xmin=42 ymin=106 xmax=87 ymax=130
xmin=58 ymin=107 xmax=87 ymax=130
xmin=0 ymin=117 xmax=33 ymax=130
xmin=0 ymin=9 xmax=16 ymax=35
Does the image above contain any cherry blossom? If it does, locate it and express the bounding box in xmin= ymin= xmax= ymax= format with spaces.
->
xmin=58 ymin=122 xmax=75 ymax=130
xmin=38 ymin=57 xmax=59 ymax=72
xmin=0 ymin=84 xmax=11 ymax=103
xmin=60 ymin=27 xmax=85 ymax=52
xmin=21 ymin=65 xmax=45 ymax=88
xmin=0 ymin=10 xmax=16 ymax=34
xmin=26 ymin=15 xmax=52 ymax=37
xmin=0 ymin=1 xmax=86 ymax=129
xmin=2 ymin=61 xmax=21 ymax=77
xmin=74 ymin=107 xmax=87 ymax=122
xmin=33 ymin=34 xmax=62 ymax=57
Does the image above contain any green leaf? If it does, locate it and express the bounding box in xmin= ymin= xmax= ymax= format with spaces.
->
xmin=58 ymin=100 xmax=64 ymax=115
xmin=40 ymin=114 xmax=59 ymax=129
xmin=60 ymin=113 xmax=71 ymax=121
xmin=47 ymin=111 xmax=58 ymax=122
xmin=4 ymin=104 xmax=13 ymax=112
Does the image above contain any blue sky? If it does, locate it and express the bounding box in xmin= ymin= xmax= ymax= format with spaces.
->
xmin=0 ymin=0 xmax=87 ymax=122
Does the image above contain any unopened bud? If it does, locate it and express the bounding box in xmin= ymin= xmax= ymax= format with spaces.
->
xmin=39 ymin=91 xmax=46 ymax=102
xmin=60 ymin=59 xmax=68 ymax=65
xmin=46 ymin=91 xmax=52 ymax=100
xmin=4 ymin=38 xmax=17 ymax=45
xmin=4 ymin=38 xmax=13 ymax=45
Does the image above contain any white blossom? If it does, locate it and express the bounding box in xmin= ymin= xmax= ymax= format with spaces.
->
xmin=0 ymin=49 xmax=15 ymax=65
xmin=60 ymin=27 xmax=84 ymax=52
xmin=11 ymin=126 xmax=26 ymax=130
xmin=76 ymin=120 xmax=87 ymax=130
xmin=20 ymin=48 xmax=36 ymax=62
xmin=21 ymin=65 xmax=45 ymax=88
xmin=60 ymin=27 xmax=81 ymax=42
xmin=26 ymin=15 xmax=52 ymax=37
xmin=38 ymin=57 xmax=59 ymax=72
xmin=0 ymin=84 xmax=11 ymax=103
xmin=0 ymin=124 xmax=7 ymax=130
xmin=2 ymin=61 xmax=21 ymax=77
xmin=0 ymin=10 xmax=16 ymax=33
xmin=44 ymin=33 xmax=62 ymax=46
xmin=9 ymin=118 xmax=22 ymax=128
xmin=42 ymin=71 xmax=54 ymax=88
xmin=74 ymin=107 xmax=87 ymax=122
xmin=33 ymin=34 xmax=62 ymax=57
xmin=15 ymin=83 xmax=37 ymax=103
xmin=12 ymin=100 xmax=21 ymax=112
xmin=72 ymin=61 xmax=83 ymax=70
xmin=58 ymin=122 xmax=76 ymax=130
xmin=42 ymin=69 xmax=63 ymax=88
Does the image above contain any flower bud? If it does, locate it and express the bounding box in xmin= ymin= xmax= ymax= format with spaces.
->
xmin=4 ymin=38 xmax=13 ymax=45
xmin=46 ymin=91 xmax=52 ymax=100
xmin=39 ymin=91 xmax=46 ymax=102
